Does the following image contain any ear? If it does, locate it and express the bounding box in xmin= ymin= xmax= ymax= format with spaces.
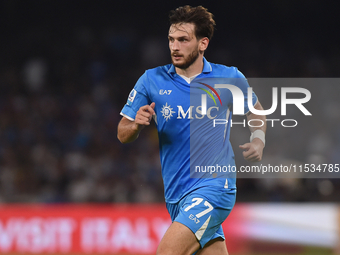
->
xmin=199 ymin=37 xmax=209 ymax=51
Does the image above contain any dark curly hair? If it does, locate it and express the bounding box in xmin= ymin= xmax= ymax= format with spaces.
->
xmin=169 ymin=5 xmax=216 ymax=40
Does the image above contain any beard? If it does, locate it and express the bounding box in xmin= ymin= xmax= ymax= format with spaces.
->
xmin=171 ymin=48 xmax=200 ymax=70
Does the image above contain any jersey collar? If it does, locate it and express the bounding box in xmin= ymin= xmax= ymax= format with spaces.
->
xmin=167 ymin=57 xmax=212 ymax=75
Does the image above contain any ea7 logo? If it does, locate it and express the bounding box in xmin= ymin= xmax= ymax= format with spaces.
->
xmin=189 ymin=214 xmax=200 ymax=224
xmin=159 ymin=89 xmax=172 ymax=95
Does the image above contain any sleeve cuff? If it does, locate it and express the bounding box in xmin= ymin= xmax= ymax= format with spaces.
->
xmin=120 ymin=112 xmax=135 ymax=121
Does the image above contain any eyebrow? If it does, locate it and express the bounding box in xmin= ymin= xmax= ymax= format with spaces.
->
xmin=168 ymin=35 xmax=190 ymax=40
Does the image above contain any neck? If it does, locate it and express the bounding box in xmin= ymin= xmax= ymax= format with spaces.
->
xmin=175 ymin=54 xmax=204 ymax=78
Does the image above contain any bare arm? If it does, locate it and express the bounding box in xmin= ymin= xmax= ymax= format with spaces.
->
xmin=239 ymin=100 xmax=266 ymax=162
xmin=117 ymin=102 xmax=155 ymax=144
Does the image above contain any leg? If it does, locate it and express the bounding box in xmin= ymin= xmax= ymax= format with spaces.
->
xmin=156 ymin=221 xmax=200 ymax=255
xmin=196 ymin=237 xmax=229 ymax=255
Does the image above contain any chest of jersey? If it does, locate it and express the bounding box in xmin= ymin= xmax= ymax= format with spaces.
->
xmin=150 ymin=77 xmax=232 ymax=126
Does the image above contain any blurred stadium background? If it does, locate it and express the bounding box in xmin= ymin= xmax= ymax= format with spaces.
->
xmin=0 ymin=0 xmax=339 ymax=254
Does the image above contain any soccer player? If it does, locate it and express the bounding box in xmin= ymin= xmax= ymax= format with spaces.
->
xmin=118 ymin=5 xmax=266 ymax=255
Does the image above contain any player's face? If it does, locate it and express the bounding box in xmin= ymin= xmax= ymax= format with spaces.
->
xmin=168 ymin=23 xmax=200 ymax=69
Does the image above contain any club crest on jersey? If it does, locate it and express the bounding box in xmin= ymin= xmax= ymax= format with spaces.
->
xmin=159 ymin=89 xmax=172 ymax=95
xmin=161 ymin=102 xmax=175 ymax=121
xmin=127 ymin=89 xmax=137 ymax=105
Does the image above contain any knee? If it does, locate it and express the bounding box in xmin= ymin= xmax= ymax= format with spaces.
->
xmin=156 ymin=243 xmax=195 ymax=255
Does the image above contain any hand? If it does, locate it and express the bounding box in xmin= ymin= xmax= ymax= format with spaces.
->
xmin=239 ymin=138 xmax=264 ymax=162
xmin=134 ymin=102 xmax=155 ymax=129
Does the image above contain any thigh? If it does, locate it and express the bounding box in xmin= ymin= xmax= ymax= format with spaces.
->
xmin=156 ymin=221 xmax=200 ymax=255
xmin=196 ymin=237 xmax=228 ymax=255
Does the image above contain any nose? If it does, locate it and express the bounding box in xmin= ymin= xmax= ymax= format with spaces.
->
xmin=171 ymin=40 xmax=179 ymax=51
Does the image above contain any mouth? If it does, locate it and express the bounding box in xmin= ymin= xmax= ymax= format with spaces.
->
xmin=172 ymin=54 xmax=183 ymax=60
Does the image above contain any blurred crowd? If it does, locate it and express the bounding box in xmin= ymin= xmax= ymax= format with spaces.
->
xmin=0 ymin=1 xmax=339 ymax=203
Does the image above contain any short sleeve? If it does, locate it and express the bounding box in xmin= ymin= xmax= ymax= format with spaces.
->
xmin=120 ymin=72 xmax=150 ymax=120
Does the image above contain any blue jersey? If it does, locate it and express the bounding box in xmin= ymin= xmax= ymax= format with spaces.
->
xmin=120 ymin=57 xmax=257 ymax=203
